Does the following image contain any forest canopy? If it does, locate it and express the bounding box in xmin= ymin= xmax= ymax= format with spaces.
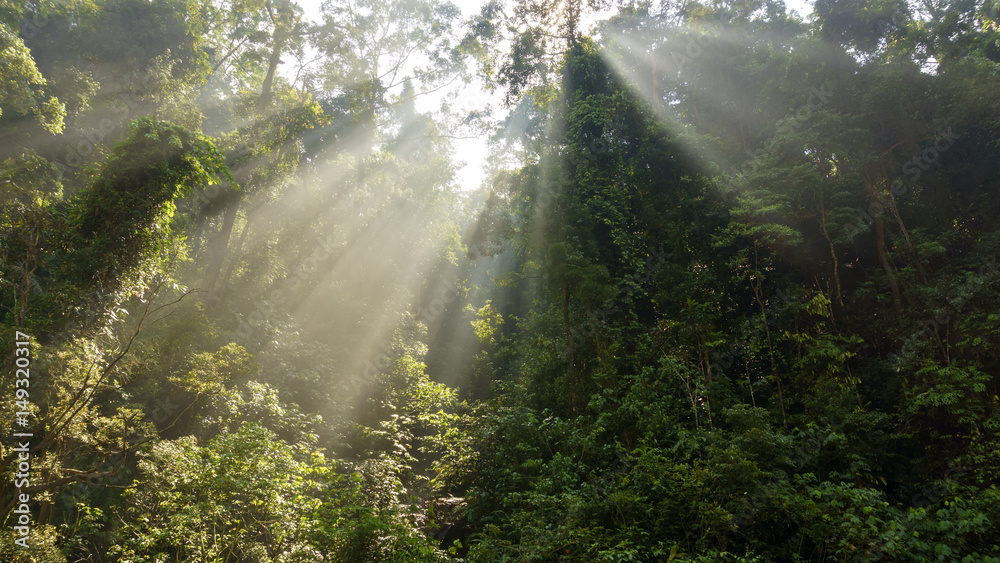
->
xmin=2 ymin=0 xmax=1000 ymax=561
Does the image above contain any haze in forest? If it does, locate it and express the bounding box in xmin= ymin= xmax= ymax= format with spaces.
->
xmin=2 ymin=0 xmax=1000 ymax=561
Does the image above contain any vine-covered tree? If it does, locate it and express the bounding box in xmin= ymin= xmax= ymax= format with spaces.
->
xmin=2 ymin=0 xmax=1000 ymax=560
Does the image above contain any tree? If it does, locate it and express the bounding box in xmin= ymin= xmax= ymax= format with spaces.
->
xmin=0 ymin=14 xmax=65 ymax=134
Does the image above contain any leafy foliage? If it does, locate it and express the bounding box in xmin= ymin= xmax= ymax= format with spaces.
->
xmin=3 ymin=0 xmax=1000 ymax=561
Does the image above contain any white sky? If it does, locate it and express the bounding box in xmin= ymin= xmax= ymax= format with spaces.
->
xmin=290 ymin=0 xmax=816 ymax=191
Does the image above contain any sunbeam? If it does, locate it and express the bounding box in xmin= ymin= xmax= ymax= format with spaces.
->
xmin=4 ymin=0 xmax=1000 ymax=559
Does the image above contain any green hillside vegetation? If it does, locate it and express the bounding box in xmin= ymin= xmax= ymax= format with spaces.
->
xmin=2 ymin=0 xmax=1000 ymax=560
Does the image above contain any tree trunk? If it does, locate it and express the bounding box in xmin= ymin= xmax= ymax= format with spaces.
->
xmin=816 ymin=191 xmax=844 ymax=317
xmin=259 ymin=0 xmax=291 ymax=111
xmin=885 ymin=187 xmax=928 ymax=284
xmin=864 ymin=175 xmax=903 ymax=312
xmin=752 ymin=242 xmax=787 ymax=427
xmin=204 ymin=0 xmax=290 ymax=296
xmin=563 ymin=282 xmax=577 ymax=415
xmin=874 ymin=214 xmax=903 ymax=312
xmin=222 ymin=207 xmax=255 ymax=287
xmin=203 ymin=190 xmax=242 ymax=295
xmin=651 ymin=40 xmax=662 ymax=120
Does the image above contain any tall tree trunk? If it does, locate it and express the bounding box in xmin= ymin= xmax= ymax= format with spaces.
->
xmin=222 ymin=207 xmax=255 ymax=287
xmin=564 ymin=0 xmax=581 ymax=44
xmin=204 ymin=0 xmax=291 ymax=295
xmin=816 ymin=191 xmax=844 ymax=312
xmin=752 ymin=242 xmax=787 ymax=427
xmin=259 ymin=0 xmax=291 ymax=111
xmin=874 ymin=214 xmax=903 ymax=312
xmin=191 ymin=212 xmax=208 ymax=255
xmin=203 ymin=189 xmax=241 ymax=295
xmin=14 ymin=220 xmax=39 ymax=328
xmin=651 ymin=40 xmax=663 ymax=120
xmin=563 ymin=282 xmax=577 ymax=415
xmin=885 ymin=186 xmax=928 ymax=284
xmin=698 ymin=336 xmax=714 ymax=430
xmin=864 ymin=175 xmax=903 ymax=312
